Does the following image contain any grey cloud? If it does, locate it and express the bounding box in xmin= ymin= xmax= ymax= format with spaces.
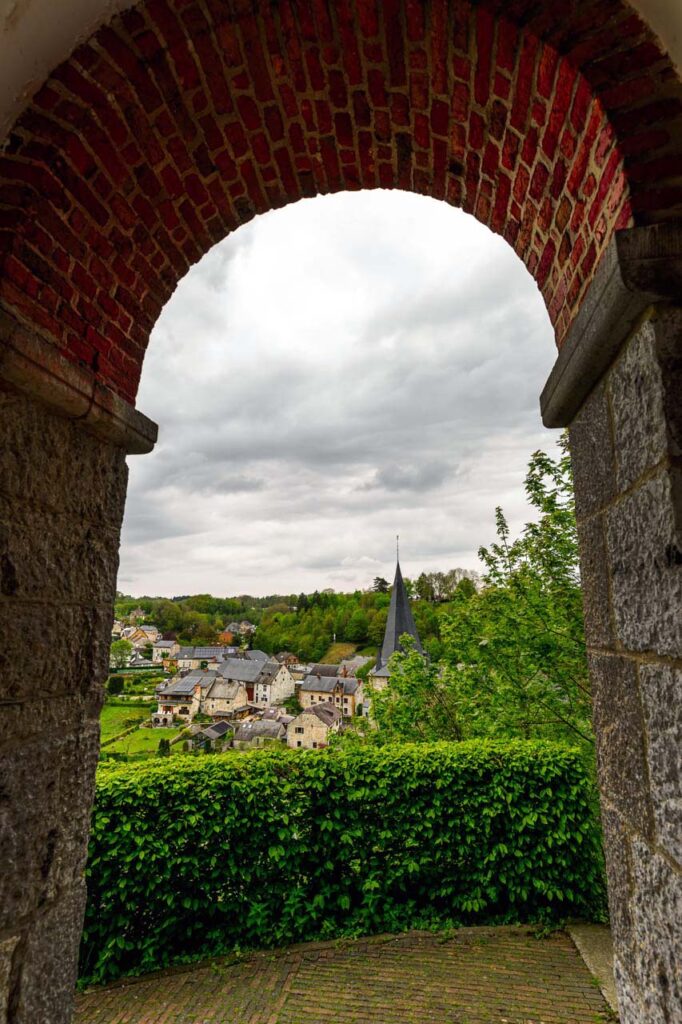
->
xmin=120 ymin=191 xmax=560 ymax=595
xmin=363 ymin=460 xmax=451 ymax=492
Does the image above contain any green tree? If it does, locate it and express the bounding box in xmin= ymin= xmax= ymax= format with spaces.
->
xmin=110 ymin=639 xmax=133 ymax=669
xmin=157 ymin=737 xmax=171 ymax=757
xmin=346 ymin=609 xmax=369 ymax=644
xmin=372 ymin=576 xmax=390 ymax=593
xmin=107 ymin=676 xmax=125 ymax=696
xmin=370 ymin=636 xmax=462 ymax=742
xmin=368 ymin=609 xmax=388 ymax=646
xmin=372 ymin=436 xmax=592 ymax=750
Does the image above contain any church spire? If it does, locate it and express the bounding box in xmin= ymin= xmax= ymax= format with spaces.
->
xmin=375 ymin=550 xmax=423 ymax=673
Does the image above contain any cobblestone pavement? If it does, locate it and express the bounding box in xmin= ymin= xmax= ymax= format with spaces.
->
xmin=75 ymin=926 xmax=616 ymax=1024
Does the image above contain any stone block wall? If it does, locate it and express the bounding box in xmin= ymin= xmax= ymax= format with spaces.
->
xmin=570 ymin=306 xmax=682 ymax=1023
xmin=0 ymin=392 xmax=127 ymax=1024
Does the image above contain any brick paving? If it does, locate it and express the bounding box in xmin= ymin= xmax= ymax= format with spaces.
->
xmin=75 ymin=926 xmax=616 ymax=1024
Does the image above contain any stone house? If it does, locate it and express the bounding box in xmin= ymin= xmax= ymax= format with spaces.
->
xmin=232 ymin=719 xmax=286 ymax=750
xmin=300 ymin=674 xmax=363 ymax=717
xmin=308 ymin=663 xmax=339 ymax=678
xmin=155 ymin=676 xmax=203 ymax=721
xmin=152 ymin=638 xmax=179 ymax=662
xmin=191 ymin=720 xmax=234 ymax=750
xmin=287 ymin=703 xmax=342 ymax=750
xmin=252 ymin=662 xmax=295 ymax=707
xmin=217 ymin=657 xmax=294 ymax=707
xmin=203 ymin=678 xmax=249 ymax=720
xmin=151 ymin=711 xmax=174 ymax=728
xmin=168 ymin=645 xmax=237 ymax=671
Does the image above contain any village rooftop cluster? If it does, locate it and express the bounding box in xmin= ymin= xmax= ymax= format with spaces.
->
xmin=110 ymin=560 xmax=420 ymax=753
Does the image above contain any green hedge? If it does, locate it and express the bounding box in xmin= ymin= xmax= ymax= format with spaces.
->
xmin=80 ymin=741 xmax=604 ymax=985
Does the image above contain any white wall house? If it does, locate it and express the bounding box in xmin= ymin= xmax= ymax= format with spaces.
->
xmin=253 ymin=664 xmax=295 ymax=707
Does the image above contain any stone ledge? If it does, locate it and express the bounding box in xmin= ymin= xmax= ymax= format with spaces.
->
xmin=541 ymin=222 xmax=682 ymax=428
xmin=0 ymin=312 xmax=157 ymax=454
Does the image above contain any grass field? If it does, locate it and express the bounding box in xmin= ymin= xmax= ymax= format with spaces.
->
xmin=106 ymin=726 xmax=183 ymax=756
xmin=322 ymin=642 xmax=357 ymax=664
xmin=100 ymin=704 xmax=150 ymax=743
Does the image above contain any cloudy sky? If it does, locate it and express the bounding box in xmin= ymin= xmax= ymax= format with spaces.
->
xmin=118 ymin=190 xmax=560 ymax=597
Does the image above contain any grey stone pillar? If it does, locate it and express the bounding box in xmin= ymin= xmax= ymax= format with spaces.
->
xmin=0 ymin=317 xmax=156 ymax=1024
xmin=542 ymin=224 xmax=682 ymax=1024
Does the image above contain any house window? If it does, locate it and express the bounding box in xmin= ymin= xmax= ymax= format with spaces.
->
xmin=296 ymin=741 xmax=302 ymax=748
xmin=295 ymin=727 xmax=304 ymax=734
xmin=312 ymin=742 xmax=318 ymax=749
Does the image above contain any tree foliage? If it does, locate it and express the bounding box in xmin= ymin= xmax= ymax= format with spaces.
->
xmin=367 ymin=437 xmax=592 ymax=751
xmin=110 ymin=639 xmax=133 ymax=669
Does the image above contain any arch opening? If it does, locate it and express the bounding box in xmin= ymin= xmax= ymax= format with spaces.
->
xmin=0 ymin=3 xmax=681 ymax=1022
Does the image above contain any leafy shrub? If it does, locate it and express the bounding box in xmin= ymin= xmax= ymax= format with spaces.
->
xmin=107 ymin=676 xmax=125 ymax=695
xmin=80 ymin=741 xmax=604 ymax=985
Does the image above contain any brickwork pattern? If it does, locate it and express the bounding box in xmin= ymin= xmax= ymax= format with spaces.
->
xmin=0 ymin=0 xmax=681 ymax=404
xmin=75 ymin=927 xmax=615 ymax=1024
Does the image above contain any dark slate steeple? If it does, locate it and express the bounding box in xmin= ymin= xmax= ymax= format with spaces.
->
xmin=375 ymin=555 xmax=423 ymax=674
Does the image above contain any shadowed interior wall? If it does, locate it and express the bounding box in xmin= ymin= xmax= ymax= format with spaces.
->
xmin=0 ymin=392 xmax=127 ymax=1024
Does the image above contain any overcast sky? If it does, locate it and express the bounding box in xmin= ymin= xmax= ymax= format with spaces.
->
xmin=117 ymin=190 xmax=560 ymax=597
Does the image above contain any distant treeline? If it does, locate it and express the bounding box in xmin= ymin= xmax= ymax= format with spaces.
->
xmin=114 ymin=573 xmax=478 ymax=663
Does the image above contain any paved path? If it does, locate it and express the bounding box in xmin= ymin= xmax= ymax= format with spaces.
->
xmin=75 ymin=926 xmax=616 ymax=1024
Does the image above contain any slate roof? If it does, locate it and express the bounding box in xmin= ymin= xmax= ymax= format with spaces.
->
xmin=206 ymin=678 xmax=245 ymax=701
xmin=172 ymin=646 xmax=237 ymax=660
xmin=247 ymin=649 xmax=269 ymax=662
xmin=204 ymin=721 xmax=233 ymax=740
xmin=301 ymin=675 xmax=359 ymax=695
xmin=308 ymin=663 xmax=339 ymax=677
xmin=157 ymin=677 xmax=200 ymax=697
xmin=234 ymin=720 xmax=285 ymax=742
xmin=302 ymin=703 xmax=342 ymax=727
xmin=154 ymin=639 xmax=176 ymax=649
xmin=217 ymin=657 xmax=279 ymax=685
xmin=375 ymin=560 xmax=423 ymax=672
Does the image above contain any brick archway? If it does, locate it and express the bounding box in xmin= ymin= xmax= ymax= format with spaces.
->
xmin=0 ymin=3 xmax=681 ymax=1023
xmin=0 ymin=0 xmax=681 ymax=405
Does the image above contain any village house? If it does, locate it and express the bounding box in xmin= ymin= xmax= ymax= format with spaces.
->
xmin=217 ymin=657 xmax=294 ymax=707
xmin=203 ymin=678 xmax=249 ymax=720
xmin=287 ymin=704 xmax=342 ymax=749
xmin=153 ymin=638 xmax=179 ymax=662
xmin=167 ymin=645 xmax=237 ymax=671
xmin=308 ymin=663 xmax=339 ymax=678
xmin=300 ymin=674 xmax=363 ymax=717
xmin=246 ymin=649 xmax=269 ymax=662
xmin=128 ymin=607 xmax=147 ymax=622
xmin=155 ymin=676 xmax=203 ymax=721
xmin=275 ymin=651 xmax=298 ymax=667
xmin=232 ymin=719 xmax=286 ymax=750
xmin=253 ymin=661 xmax=295 ymax=707
xmin=191 ymin=720 xmax=234 ymax=751
xmin=138 ymin=623 xmax=160 ymax=642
